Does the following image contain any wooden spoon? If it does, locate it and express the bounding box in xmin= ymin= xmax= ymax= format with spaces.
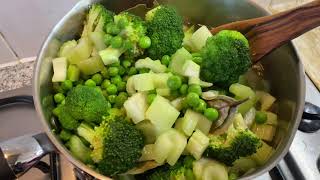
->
xmin=210 ymin=0 xmax=320 ymax=63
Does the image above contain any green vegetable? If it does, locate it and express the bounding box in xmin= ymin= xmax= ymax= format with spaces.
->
xmin=84 ymin=79 xmax=96 ymax=87
xmin=59 ymin=129 xmax=72 ymax=142
xmin=256 ymin=91 xmax=276 ymax=111
xmin=186 ymin=92 xmax=200 ymax=108
xmin=200 ymin=30 xmax=251 ymax=87
xmin=167 ymin=75 xmax=182 ymax=90
xmin=103 ymin=34 xmax=113 ymax=46
xmin=135 ymin=57 xmax=167 ymax=73
xmin=76 ymin=117 xmax=144 ymax=176
xmin=101 ymin=79 xmax=111 ymax=89
xmin=169 ymin=47 xmax=192 ymax=76
xmin=111 ymin=75 xmax=122 ymax=84
xmin=133 ymin=73 xmax=155 ymax=91
xmin=250 ymin=141 xmax=274 ymax=165
xmin=186 ymin=129 xmax=209 ymax=160
xmin=156 ymin=88 xmax=171 ymax=97
xmin=182 ymin=60 xmax=200 ymax=77
xmin=188 ymin=84 xmax=202 ymax=95
xmin=146 ymin=6 xmax=184 ymax=59
xmin=204 ymin=108 xmax=219 ymax=122
xmin=52 ymin=57 xmax=67 ymax=82
xmin=229 ymin=83 xmax=257 ymax=114
xmin=195 ymin=99 xmax=207 ymax=113
xmin=68 ymin=135 xmax=92 ymax=164
xmin=179 ymin=84 xmax=188 ymax=95
xmin=189 ymin=26 xmax=212 ymax=52
xmin=161 ymin=55 xmax=171 ymax=66
xmin=122 ymin=60 xmax=132 ymax=68
xmin=58 ymin=40 xmax=77 ymax=58
xmin=138 ymin=36 xmax=151 ymax=49
xmin=251 ymin=123 xmax=276 ymax=142
xmin=64 ymin=85 xmax=110 ymax=123
xmin=89 ymin=31 xmax=107 ymax=51
xmin=106 ymin=22 xmax=120 ymax=35
xmin=54 ymin=93 xmax=65 ymax=104
xmin=147 ymin=93 xmax=157 ymax=104
xmin=116 ymin=81 xmax=126 ymax=92
xmin=193 ymin=158 xmax=228 ymax=180
xmin=111 ymin=36 xmax=123 ymax=48
xmin=77 ymin=56 xmax=105 ymax=75
xmin=99 ymin=47 xmax=124 ymax=65
xmin=180 ymin=109 xmax=201 ymax=136
xmin=67 ymin=65 xmax=80 ymax=81
xmin=136 ymin=120 xmax=157 ymax=144
xmin=183 ymin=25 xmax=195 ymax=51
xmin=128 ymin=67 xmax=138 ymax=75
xmin=52 ymin=104 xmax=79 ymax=130
xmin=255 ymin=111 xmax=267 ymax=124
xmin=66 ymin=37 xmax=92 ymax=64
xmin=124 ymin=93 xmax=148 ymax=124
xmin=108 ymin=95 xmax=117 ymax=104
xmin=108 ymin=66 xmax=119 ymax=76
xmin=106 ymin=84 xmax=117 ymax=95
xmin=229 ymin=172 xmax=238 ymax=180
xmin=91 ymin=73 xmax=103 ymax=85
xmin=114 ymin=92 xmax=128 ymax=107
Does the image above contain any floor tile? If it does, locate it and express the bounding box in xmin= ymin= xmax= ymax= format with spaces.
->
xmin=0 ymin=34 xmax=17 ymax=64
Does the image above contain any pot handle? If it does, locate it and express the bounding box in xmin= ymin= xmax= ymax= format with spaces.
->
xmin=298 ymin=102 xmax=320 ymax=133
xmin=0 ymin=96 xmax=57 ymax=179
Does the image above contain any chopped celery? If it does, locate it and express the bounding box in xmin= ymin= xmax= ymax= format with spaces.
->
xmin=98 ymin=46 xmax=124 ymax=65
xmin=89 ymin=31 xmax=107 ymax=51
xmin=229 ymin=83 xmax=257 ymax=115
xmin=174 ymin=118 xmax=184 ymax=133
xmin=139 ymin=144 xmax=155 ymax=161
xmin=153 ymin=73 xmax=172 ymax=88
xmin=232 ymin=113 xmax=247 ymax=129
xmin=244 ymin=107 xmax=256 ymax=128
xmin=169 ymin=47 xmax=192 ymax=75
xmin=265 ymin=112 xmax=278 ymax=126
xmin=69 ymin=135 xmax=92 ymax=164
xmin=135 ymin=57 xmax=167 ymax=73
xmin=256 ymin=91 xmax=276 ymax=111
xmin=171 ymin=97 xmax=185 ymax=111
xmin=193 ymin=158 xmax=228 ymax=180
xmin=124 ymin=93 xmax=148 ymax=124
xmin=189 ymin=77 xmax=213 ymax=87
xmin=67 ymin=65 xmax=80 ymax=81
xmin=154 ymin=130 xmax=174 ymax=163
xmin=251 ymin=141 xmax=274 ymax=165
xmin=52 ymin=57 xmax=67 ymax=82
xmin=230 ymin=157 xmax=257 ymax=174
xmin=190 ymin=26 xmax=212 ymax=52
xmin=186 ymin=129 xmax=209 ymax=160
xmin=181 ymin=109 xmax=201 ymax=136
xmin=166 ymin=129 xmax=187 ymax=166
xmin=199 ymin=80 xmax=213 ymax=87
xmin=58 ymin=40 xmax=77 ymax=58
xmin=195 ymin=113 xmax=213 ymax=135
xmin=251 ymin=123 xmax=276 ymax=142
xmin=201 ymin=90 xmax=219 ymax=100
xmin=133 ymin=73 xmax=155 ymax=91
xmin=67 ymin=37 xmax=92 ymax=64
xmin=126 ymin=76 xmax=136 ymax=95
xmin=77 ymin=56 xmax=105 ymax=75
xmin=136 ymin=120 xmax=158 ymax=144
xmin=182 ymin=60 xmax=200 ymax=77
xmin=146 ymin=95 xmax=180 ymax=135
xmin=156 ymin=88 xmax=171 ymax=97
xmin=183 ymin=25 xmax=195 ymax=51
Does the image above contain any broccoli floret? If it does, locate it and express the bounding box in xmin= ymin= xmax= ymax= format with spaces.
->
xmin=82 ymin=4 xmax=114 ymax=37
xmin=146 ymin=6 xmax=184 ymax=59
xmin=145 ymin=156 xmax=195 ymax=180
xmin=77 ymin=112 xmax=144 ymax=176
xmin=200 ymin=30 xmax=251 ymax=87
xmin=52 ymin=104 xmax=79 ymax=130
xmin=204 ymin=125 xmax=261 ymax=166
xmin=68 ymin=135 xmax=92 ymax=164
xmin=59 ymin=129 xmax=73 ymax=142
xmin=64 ymin=85 xmax=110 ymax=123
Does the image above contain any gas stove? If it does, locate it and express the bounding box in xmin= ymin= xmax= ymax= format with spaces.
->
xmin=0 ymin=77 xmax=319 ymax=180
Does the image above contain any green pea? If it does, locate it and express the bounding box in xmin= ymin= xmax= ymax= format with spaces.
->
xmin=100 ymin=67 xmax=109 ymax=79
xmin=117 ymin=81 xmax=127 ymax=92
xmin=91 ymin=73 xmax=103 ymax=85
xmin=138 ymin=36 xmax=151 ymax=49
xmin=85 ymin=79 xmax=96 ymax=87
xmin=54 ymin=93 xmax=65 ymax=104
xmin=106 ymin=22 xmax=120 ymax=35
xmin=186 ymin=92 xmax=200 ymax=108
xmin=167 ymin=75 xmax=182 ymax=90
xmin=102 ymin=90 xmax=108 ymax=98
xmin=103 ymin=34 xmax=113 ymax=46
xmin=179 ymin=84 xmax=188 ymax=95
xmin=111 ymin=36 xmax=123 ymax=48
xmin=188 ymin=84 xmax=202 ymax=95
xmin=53 ymin=82 xmax=64 ymax=93
xmin=195 ymin=99 xmax=207 ymax=113
xmin=228 ymin=172 xmax=238 ymax=180
xmin=61 ymin=80 xmax=73 ymax=91
xmin=139 ymin=68 xmax=149 ymax=74
xmin=115 ymin=92 xmax=128 ymax=107
xmin=122 ymin=39 xmax=133 ymax=51
xmin=204 ymin=108 xmax=219 ymax=122
xmin=122 ymin=60 xmax=131 ymax=68
xmin=128 ymin=67 xmax=137 ymax=75
xmin=161 ymin=55 xmax=171 ymax=66
xmin=117 ymin=18 xmax=129 ymax=29
xmin=118 ymin=66 xmax=126 ymax=76
xmin=110 ymin=62 xmax=121 ymax=67
xmin=108 ymin=95 xmax=117 ymax=104
xmin=171 ymin=90 xmax=180 ymax=98
xmin=101 ymin=79 xmax=111 ymax=89
xmin=106 ymin=84 xmax=117 ymax=95
xmin=111 ymin=75 xmax=122 ymax=85
xmin=147 ymin=94 xmax=157 ymax=104
xmin=255 ymin=111 xmax=267 ymax=124
xmin=192 ymin=56 xmax=203 ymax=64
xmin=108 ymin=67 xmax=119 ymax=77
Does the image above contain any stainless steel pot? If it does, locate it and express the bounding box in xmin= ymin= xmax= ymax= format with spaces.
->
xmin=0 ymin=0 xmax=311 ymax=179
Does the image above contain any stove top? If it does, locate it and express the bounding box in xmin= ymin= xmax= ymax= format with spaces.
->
xmin=0 ymin=76 xmax=319 ymax=180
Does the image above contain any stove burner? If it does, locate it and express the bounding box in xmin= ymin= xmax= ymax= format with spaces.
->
xmin=298 ymin=102 xmax=320 ymax=133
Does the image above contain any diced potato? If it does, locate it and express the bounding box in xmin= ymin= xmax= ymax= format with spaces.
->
xmin=135 ymin=58 xmax=167 ymax=73
xmin=124 ymin=93 xmax=148 ymax=124
xmin=251 ymin=123 xmax=276 ymax=142
xmin=182 ymin=109 xmax=201 ymax=136
xmin=230 ymin=157 xmax=257 ymax=174
xmin=146 ymin=95 xmax=180 ymax=135
xmin=156 ymin=88 xmax=171 ymax=97
xmin=52 ymin=57 xmax=67 ymax=82
xmin=166 ymin=129 xmax=187 ymax=165
xmin=133 ymin=73 xmax=155 ymax=92
xmin=182 ymin=60 xmax=200 ymax=77
xmin=139 ymin=144 xmax=155 ymax=161
xmin=67 ymin=37 xmax=92 ymax=64
xmin=169 ymin=47 xmax=192 ymax=75
xmin=190 ymin=26 xmax=213 ymax=52
xmin=186 ymin=129 xmax=209 ymax=160
xmin=251 ymin=141 xmax=274 ymax=165
xmin=77 ymin=56 xmax=105 ymax=75
xmin=256 ymin=91 xmax=276 ymax=111
xmin=265 ymin=112 xmax=278 ymax=126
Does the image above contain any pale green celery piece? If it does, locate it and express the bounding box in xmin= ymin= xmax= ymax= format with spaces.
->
xmin=232 ymin=113 xmax=247 ymax=129
xmin=126 ymin=76 xmax=136 ymax=95
xmin=69 ymin=136 xmax=92 ymax=164
xmin=133 ymin=73 xmax=155 ymax=91
xmin=136 ymin=120 xmax=157 ymax=144
xmin=58 ymin=40 xmax=77 ymax=57
xmin=166 ymin=129 xmax=187 ymax=166
xmin=189 ymin=77 xmax=213 ymax=88
xmin=229 ymin=83 xmax=257 ymax=115
xmin=195 ymin=113 xmax=213 ymax=135
xmin=139 ymin=144 xmax=156 ymax=161
xmin=265 ymin=112 xmax=278 ymax=126
xmin=77 ymin=56 xmax=105 ymax=75
xmin=193 ymin=158 xmax=228 ymax=180
xmin=182 ymin=60 xmax=200 ymax=77
xmin=171 ymin=97 xmax=185 ymax=111
xmin=182 ymin=109 xmax=201 ymax=136
xmin=146 ymin=95 xmax=180 ymax=135
xmin=190 ymin=26 xmax=213 ymax=52
xmin=123 ymin=93 xmax=148 ymax=124
xmin=251 ymin=141 xmax=274 ymax=165
xmin=98 ymin=46 xmax=124 ymax=65
xmin=201 ymin=90 xmax=219 ymax=100
xmin=186 ymin=129 xmax=209 ymax=160
xmin=67 ymin=37 xmax=92 ymax=64
xmin=243 ymin=107 xmax=256 ymax=128
xmin=169 ymin=47 xmax=192 ymax=75
xmin=156 ymin=88 xmax=171 ymax=97
xmin=154 ymin=130 xmax=174 ymax=163
xmin=183 ymin=25 xmax=195 ymax=51
xmin=256 ymin=91 xmax=276 ymax=111
xmin=135 ymin=57 xmax=167 ymax=73
xmin=89 ymin=31 xmax=107 ymax=51
xmin=67 ymin=65 xmax=80 ymax=81
xmin=153 ymin=73 xmax=172 ymax=89
xmin=52 ymin=57 xmax=67 ymax=82
xmin=251 ymin=123 xmax=276 ymax=142
xmin=230 ymin=157 xmax=257 ymax=174
xmin=174 ymin=118 xmax=184 ymax=133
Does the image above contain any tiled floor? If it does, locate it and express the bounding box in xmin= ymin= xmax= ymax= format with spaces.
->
xmin=0 ymin=0 xmax=78 ymax=64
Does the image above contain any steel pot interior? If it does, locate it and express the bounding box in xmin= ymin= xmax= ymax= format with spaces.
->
xmin=33 ymin=0 xmax=305 ymax=179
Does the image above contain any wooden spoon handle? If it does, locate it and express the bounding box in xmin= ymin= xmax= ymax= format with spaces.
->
xmin=211 ymin=0 xmax=320 ymax=63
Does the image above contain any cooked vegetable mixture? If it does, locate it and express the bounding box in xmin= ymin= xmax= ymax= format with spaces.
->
xmin=51 ymin=4 xmax=278 ymax=180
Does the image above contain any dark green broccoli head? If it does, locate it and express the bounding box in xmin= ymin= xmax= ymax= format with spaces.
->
xmin=52 ymin=104 xmax=79 ymax=130
xmin=64 ymin=85 xmax=110 ymax=123
xmin=146 ymin=6 xmax=184 ymax=59
xmin=200 ymin=30 xmax=251 ymax=88
xmin=205 ymin=128 xmax=261 ymax=166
